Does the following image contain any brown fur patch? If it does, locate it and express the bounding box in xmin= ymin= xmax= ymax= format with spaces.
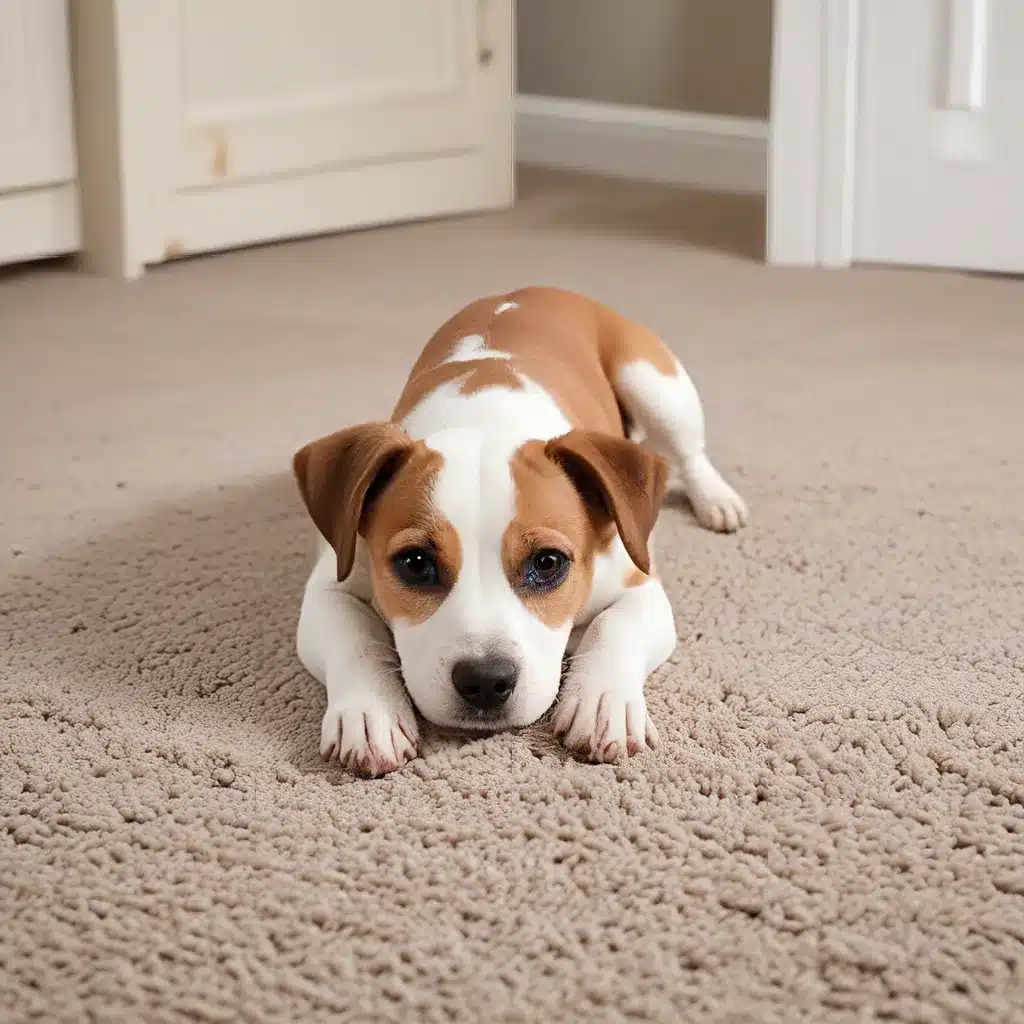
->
xmin=624 ymin=538 xmax=658 ymax=587
xmin=545 ymin=430 xmax=668 ymax=575
xmin=504 ymin=287 xmax=679 ymax=381
xmin=624 ymin=567 xmax=650 ymax=588
xmin=293 ymin=422 xmax=416 ymax=581
xmin=504 ymin=441 xmax=612 ymax=628
xmin=392 ymin=359 xmax=523 ymax=420
xmin=391 ymin=288 xmax=680 ymax=432
xmin=360 ymin=448 xmax=462 ymax=626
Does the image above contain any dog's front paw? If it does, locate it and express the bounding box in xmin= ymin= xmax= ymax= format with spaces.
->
xmin=691 ymin=486 xmax=748 ymax=533
xmin=320 ymin=698 xmax=419 ymax=777
xmin=552 ymin=685 xmax=659 ymax=762
xmin=682 ymin=456 xmax=748 ymax=533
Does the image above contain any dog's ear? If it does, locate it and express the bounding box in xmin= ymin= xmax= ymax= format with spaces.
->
xmin=293 ymin=422 xmax=415 ymax=581
xmin=545 ymin=430 xmax=668 ymax=574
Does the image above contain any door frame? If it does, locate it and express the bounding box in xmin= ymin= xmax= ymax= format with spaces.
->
xmin=768 ymin=0 xmax=860 ymax=267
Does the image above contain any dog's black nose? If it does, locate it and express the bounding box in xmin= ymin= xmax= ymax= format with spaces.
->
xmin=452 ymin=657 xmax=518 ymax=711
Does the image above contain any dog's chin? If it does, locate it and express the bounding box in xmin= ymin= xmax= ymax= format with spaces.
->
xmin=419 ymin=700 xmax=555 ymax=735
xmin=434 ymin=715 xmax=509 ymax=737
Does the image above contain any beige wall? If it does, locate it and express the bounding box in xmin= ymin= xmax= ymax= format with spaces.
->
xmin=516 ymin=0 xmax=772 ymax=120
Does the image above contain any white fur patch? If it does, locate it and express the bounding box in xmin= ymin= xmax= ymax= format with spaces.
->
xmin=615 ymin=358 xmax=748 ymax=532
xmin=582 ymin=536 xmax=637 ymax=622
xmin=388 ymin=416 xmax=572 ymax=731
xmin=444 ymin=334 xmax=511 ymax=364
xmin=400 ymin=373 xmax=571 ymax=444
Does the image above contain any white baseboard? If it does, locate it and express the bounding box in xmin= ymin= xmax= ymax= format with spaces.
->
xmin=515 ymin=94 xmax=768 ymax=195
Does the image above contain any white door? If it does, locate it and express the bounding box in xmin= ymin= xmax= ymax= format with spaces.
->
xmin=768 ymin=0 xmax=1024 ymax=274
xmin=0 ymin=0 xmax=80 ymax=265
xmin=856 ymin=0 xmax=1024 ymax=272
xmin=73 ymin=0 xmax=512 ymax=278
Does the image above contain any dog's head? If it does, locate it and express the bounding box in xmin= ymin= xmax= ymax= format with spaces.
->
xmin=293 ymin=422 xmax=667 ymax=730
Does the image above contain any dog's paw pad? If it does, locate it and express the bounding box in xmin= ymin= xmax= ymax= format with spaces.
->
xmin=691 ymin=491 xmax=748 ymax=533
xmin=320 ymin=706 xmax=419 ymax=777
xmin=683 ymin=459 xmax=748 ymax=533
xmin=552 ymin=688 xmax=657 ymax=762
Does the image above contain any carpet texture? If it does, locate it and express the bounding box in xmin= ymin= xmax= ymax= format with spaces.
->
xmin=2 ymin=169 xmax=1023 ymax=1023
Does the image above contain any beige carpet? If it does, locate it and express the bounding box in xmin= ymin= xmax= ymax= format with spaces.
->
xmin=2 ymin=168 xmax=1023 ymax=1022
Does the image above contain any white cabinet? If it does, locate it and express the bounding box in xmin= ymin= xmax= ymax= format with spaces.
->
xmin=73 ymin=0 xmax=513 ymax=278
xmin=0 ymin=0 xmax=80 ymax=265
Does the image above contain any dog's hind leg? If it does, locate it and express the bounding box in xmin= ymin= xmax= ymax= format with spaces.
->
xmin=598 ymin=306 xmax=748 ymax=533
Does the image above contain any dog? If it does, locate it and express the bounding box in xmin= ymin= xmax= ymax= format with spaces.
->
xmin=292 ymin=287 xmax=747 ymax=776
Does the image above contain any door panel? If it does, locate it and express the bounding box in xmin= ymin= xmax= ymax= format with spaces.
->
xmin=182 ymin=0 xmax=461 ymax=110
xmin=0 ymin=0 xmax=76 ymax=191
xmin=179 ymin=0 xmax=482 ymax=188
xmin=855 ymin=0 xmax=1024 ymax=272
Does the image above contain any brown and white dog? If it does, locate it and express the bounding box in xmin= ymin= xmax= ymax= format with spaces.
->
xmin=292 ymin=287 xmax=747 ymax=776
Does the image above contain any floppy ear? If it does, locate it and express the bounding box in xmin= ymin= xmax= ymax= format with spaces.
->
xmin=293 ymin=422 xmax=414 ymax=581
xmin=545 ymin=430 xmax=668 ymax=574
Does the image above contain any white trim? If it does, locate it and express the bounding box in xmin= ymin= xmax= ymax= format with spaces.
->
xmin=767 ymin=0 xmax=861 ymax=267
xmin=515 ymin=94 xmax=768 ymax=194
xmin=818 ymin=0 xmax=860 ymax=266
xmin=767 ymin=1 xmax=825 ymax=264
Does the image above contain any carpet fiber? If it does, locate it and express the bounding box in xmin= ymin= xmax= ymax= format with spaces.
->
xmin=2 ymin=169 xmax=1022 ymax=1022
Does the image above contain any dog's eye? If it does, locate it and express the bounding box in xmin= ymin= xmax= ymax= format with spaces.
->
xmin=392 ymin=547 xmax=440 ymax=587
xmin=524 ymin=549 xmax=570 ymax=589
